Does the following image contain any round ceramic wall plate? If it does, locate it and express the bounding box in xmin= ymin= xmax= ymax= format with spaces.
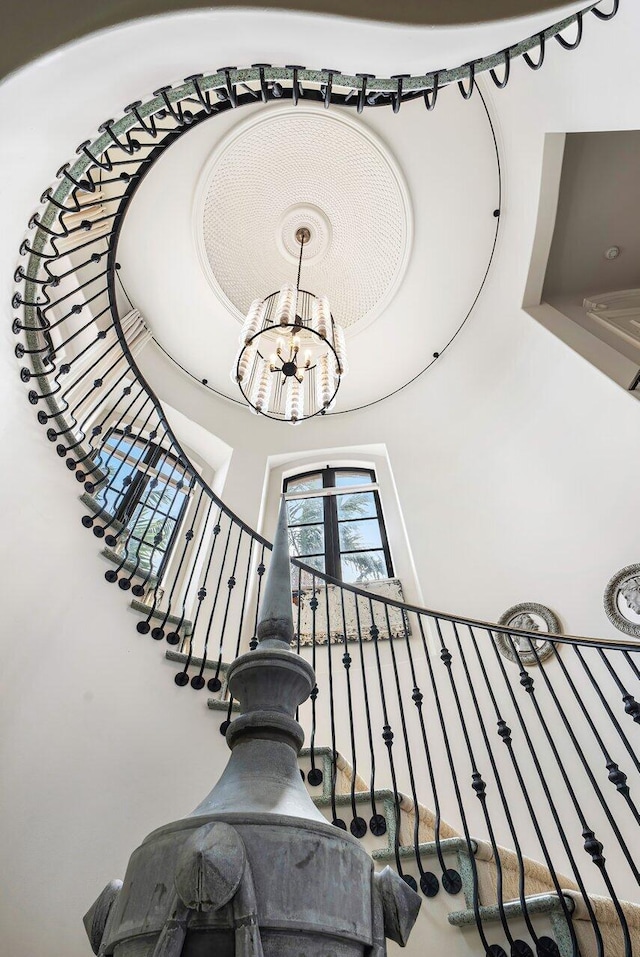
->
xmin=604 ymin=564 xmax=640 ymax=638
xmin=494 ymin=602 xmax=561 ymax=665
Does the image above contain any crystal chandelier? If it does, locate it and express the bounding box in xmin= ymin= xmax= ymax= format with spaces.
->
xmin=232 ymin=228 xmax=347 ymax=423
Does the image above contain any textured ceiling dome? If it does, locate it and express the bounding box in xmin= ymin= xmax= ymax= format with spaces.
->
xmin=196 ymin=106 xmax=412 ymax=335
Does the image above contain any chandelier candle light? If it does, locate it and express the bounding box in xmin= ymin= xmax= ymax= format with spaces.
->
xmin=232 ymin=227 xmax=347 ymax=422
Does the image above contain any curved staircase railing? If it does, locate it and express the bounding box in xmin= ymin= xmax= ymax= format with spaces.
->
xmin=12 ymin=5 xmax=639 ymax=954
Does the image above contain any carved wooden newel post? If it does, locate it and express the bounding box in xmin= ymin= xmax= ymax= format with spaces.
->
xmin=85 ymin=500 xmax=421 ymax=957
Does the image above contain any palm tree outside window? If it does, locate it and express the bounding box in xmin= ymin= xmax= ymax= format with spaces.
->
xmin=284 ymin=467 xmax=393 ymax=584
xmin=94 ymin=429 xmax=191 ymax=579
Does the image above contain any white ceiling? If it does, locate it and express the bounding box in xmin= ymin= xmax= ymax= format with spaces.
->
xmin=543 ymin=131 xmax=640 ymax=301
xmin=117 ymin=86 xmax=499 ymax=412
xmin=197 ymin=106 xmax=411 ymax=335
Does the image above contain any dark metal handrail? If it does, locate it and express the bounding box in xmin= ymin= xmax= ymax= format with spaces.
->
xmin=13 ymin=6 xmax=638 ymax=954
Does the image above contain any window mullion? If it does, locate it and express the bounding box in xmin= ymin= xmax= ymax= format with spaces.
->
xmin=326 ymin=491 xmax=340 ymax=579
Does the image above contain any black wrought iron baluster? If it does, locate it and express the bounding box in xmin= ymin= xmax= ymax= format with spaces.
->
xmin=355 ymin=73 xmax=374 ymax=114
xmin=458 ymin=61 xmax=477 ymax=99
xmin=124 ymin=101 xmax=159 ymax=137
xmin=113 ymin=445 xmax=181 ymax=591
xmin=81 ymin=386 xmax=149 ymax=489
xmin=399 ymin=612 xmax=445 ymax=897
xmin=200 ymin=525 xmax=244 ymax=692
xmin=174 ymin=509 xmax=223 ymax=687
xmin=338 ymin=587 xmax=365 ymax=838
xmin=322 ymin=68 xmax=338 ymax=108
xmin=248 ymin=548 xmax=266 ymax=652
xmin=96 ymin=423 xmax=169 ymax=536
xmin=324 ymin=582 xmax=343 ymax=830
xmin=80 ymin=387 xmax=150 ymax=491
xmin=55 ymin=340 xmax=131 ymax=458
xmin=136 ymin=481 xmax=205 ymax=639
xmin=184 ymin=75 xmax=213 ymax=114
xmin=521 ymin=639 xmax=638 ymax=949
xmin=294 ymin=564 xmax=302 ymax=723
xmin=228 ymin=537 xmax=256 ymax=667
xmin=523 ymin=32 xmax=546 ymax=69
xmin=467 ymin=624 xmax=573 ymax=953
xmin=485 ymin=628 xmax=591 ymax=955
xmin=592 ymin=0 xmax=619 ymax=21
xmin=353 ymin=594 xmax=385 ymax=838
xmin=623 ymin=650 xmax=640 ymax=681
xmin=598 ymin=648 xmax=640 ymax=724
xmin=415 ymin=616 xmax=465 ymax=898
xmin=549 ymin=644 xmax=640 ymax=825
xmin=573 ymin=645 xmax=640 ymax=773
xmin=382 ymin=604 xmax=426 ymax=892
xmin=464 ymin=625 xmax=560 ymax=951
xmin=98 ymin=119 xmax=141 ymax=156
xmin=130 ymin=461 xmax=191 ymax=601
xmin=101 ymin=426 xmax=169 ymax=544
xmin=555 ymin=11 xmax=583 ymax=49
xmin=368 ymin=599 xmax=405 ymax=883
xmin=436 ymin=619 xmax=512 ymax=954
xmin=68 ymin=366 xmax=136 ymax=479
xmin=306 ymin=574 xmax=321 ymax=786
xmin=490 ymin=49 xmax=511 ymax=88
xmin=218 ymin=537 xmax=257 ymax=730
xmin=503 ymin=633 xmax=607 ymax=957
xmin=84 ymin=408 xmax=156 ymax=529
xmin=285 ymin=65 xmax=305 ymax=105
xmin=195 ymin=518 xmax=234 ymax=683
xmin=38 ymin=342 xmax=125 ymax=438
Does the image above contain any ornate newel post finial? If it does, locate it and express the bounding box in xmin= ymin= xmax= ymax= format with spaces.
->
xmin=84 ymin=499 xmax=421 ymax=957
xmin=256 ymin=496 xmax=294 ymax=648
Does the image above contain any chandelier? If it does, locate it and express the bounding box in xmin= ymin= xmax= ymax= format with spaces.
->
xmin=232 ymin=228 xmax=347 ymax=423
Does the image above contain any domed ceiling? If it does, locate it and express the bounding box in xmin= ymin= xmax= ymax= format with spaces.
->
xmin=117 ymin=86 xmax=499 ymax=413
xmin=197 ymin=107 xmax=411 ymax=335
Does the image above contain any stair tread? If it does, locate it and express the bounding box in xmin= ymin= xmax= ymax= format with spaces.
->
xmin=448 ymin=892 xmax=576 ymax=926
xmin=372 ymin=836 xmax=476 ymax=861
xmin=207 ymin=698 xmax=239 ymax=712
xmin=313 ymin=787 xmax=398 ymax=808
xmin=449 ymin=890 xmax=640 ymax=928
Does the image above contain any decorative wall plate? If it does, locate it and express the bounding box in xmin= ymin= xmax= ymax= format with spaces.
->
xmin=603 ymin=564 xmax=640 ymax=638
xmin=494 ymin=602 xmax=561 ymax=665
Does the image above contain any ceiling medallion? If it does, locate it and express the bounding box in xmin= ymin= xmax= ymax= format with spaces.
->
xmin=232 ymin=227 xmax=347 ymax=423
xmin=197 ymin=106 xmax=411 ymax=337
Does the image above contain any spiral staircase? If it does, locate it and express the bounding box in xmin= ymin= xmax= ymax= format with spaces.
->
xmin=9 ymin=5 xmax=640 ymax=955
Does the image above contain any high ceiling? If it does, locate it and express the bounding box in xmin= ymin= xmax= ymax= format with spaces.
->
xmin=2 ymin=0 xmax=585 ymax=79
xmin=117 ymin=90 xmax=499 ymax=413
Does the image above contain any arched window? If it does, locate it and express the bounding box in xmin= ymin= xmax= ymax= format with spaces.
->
xmin=94 ymin=429 xmax=191 ymax=579
xmin=283 ymin=466 xmax=393 ymax=583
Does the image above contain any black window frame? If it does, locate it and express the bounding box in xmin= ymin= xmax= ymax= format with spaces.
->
xmin=283 ymin=466 xmax=393 ymax=583
xmin=96 ymin=428 xmax=191 ymax=580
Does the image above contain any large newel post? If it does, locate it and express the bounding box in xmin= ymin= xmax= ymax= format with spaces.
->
xmin=84 ymin=500 xmax=421 ymax=957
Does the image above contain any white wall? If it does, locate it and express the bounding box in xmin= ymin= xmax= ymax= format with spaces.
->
xmin=1 ymin=5 xmax=639 ymax=957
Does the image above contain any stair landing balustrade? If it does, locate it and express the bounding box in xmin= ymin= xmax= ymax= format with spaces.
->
xmin=11 ymin=8 xmax=636 ymax=954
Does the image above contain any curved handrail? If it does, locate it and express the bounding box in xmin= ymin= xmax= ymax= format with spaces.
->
xmin=13 ymin=10 xmax=640 ymax=953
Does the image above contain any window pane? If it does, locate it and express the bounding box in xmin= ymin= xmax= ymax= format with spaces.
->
xmin=341 ymin=550 xmax=387 ymax=583
xmin=338 ymin=518 xmax=383 ymax=552
xmin=123 ymin=516 xmax=177 ymax=575
xmin=158 ymin=457 xmax=186 ymax=481
xmin=95 ymin=457 xmax=138 ymax=514
xmin=289 ymin=524 xmax=324 ymax=557
xmin=334 ymin=470 xmax=373 ymax=488
xmin=336 ymin=491 xmax=377 ymax=521
xmin=286 ymin=473 xmax=322 ymax=494
xmin=297 ymin=555 xmax=325 ymax=574
xmin=286 ymin=496 xmax=323 ymax=526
